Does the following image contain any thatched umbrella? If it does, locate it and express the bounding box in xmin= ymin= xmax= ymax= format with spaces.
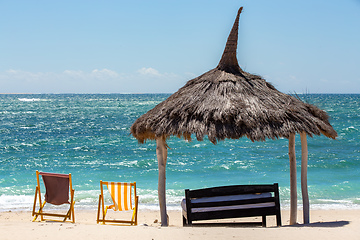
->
xmin=131 ymin=7 xmax=337 ymax=226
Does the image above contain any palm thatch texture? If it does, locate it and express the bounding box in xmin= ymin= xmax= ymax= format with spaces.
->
xmin=130 ymin=6 xmax=337 ymax=226
xmin=131 ymin=7 xmax=337 ymax=144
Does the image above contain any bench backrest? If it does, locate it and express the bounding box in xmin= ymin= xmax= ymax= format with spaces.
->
xmin=186 ymin=184 xmax=279 ymax=198
xmin=185 ymin=183 xmax=280 ymax=210
xmin=183 ymin=183 xmax=281 ymax=226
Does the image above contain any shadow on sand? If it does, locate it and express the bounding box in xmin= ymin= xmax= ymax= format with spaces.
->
xmin=185 ymin=220 xmax=350 ymax=228
xmin=284 ymin=221 xmax=350 ymax=228
xmin=186 ymin=222 xmax=264 ymax=228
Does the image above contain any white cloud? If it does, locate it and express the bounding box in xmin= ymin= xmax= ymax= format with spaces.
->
xmin=0 ymin=68 xmax=186 ymax=93
xmin=137 ymin=67 xmax=162 ymax=77
xmin=63 ymin=70 xmax=85 ymax=79
xmin=63 ymin=69 xmax=119 ymax=80
xmin=3 ymin=69 xmax=58 ymax=84
xmin=91 ymin=69 xmax=119 ymax=78
xmin=0 ymin=69 xmax=122 ymax=93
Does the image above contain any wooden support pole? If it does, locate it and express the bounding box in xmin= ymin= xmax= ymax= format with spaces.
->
xmin=288 ymin=133 xmax=297 ymax=225
xmin=156 ymin=137 xmax=168 ymax=226
xmin=300 ymin=132 xmax=309 ymax=224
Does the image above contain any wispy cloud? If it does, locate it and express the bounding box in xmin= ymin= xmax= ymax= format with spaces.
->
xmin=0 ymin=67 xmax=186 ymax=93
xmin=137 ymin=67 xmax=162 ymax=77
xmin=63 ymin=69 xmax=120 ymax=80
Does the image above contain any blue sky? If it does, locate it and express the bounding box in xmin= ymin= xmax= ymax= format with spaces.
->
xmin=1 ymin=0 xmax=359 ymax=94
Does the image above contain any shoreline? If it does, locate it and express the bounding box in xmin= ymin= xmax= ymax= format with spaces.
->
xmin=1 ymin=209 xmax=359 ymax=240
xmin=3 ymin=203 xmax=360 ymax=214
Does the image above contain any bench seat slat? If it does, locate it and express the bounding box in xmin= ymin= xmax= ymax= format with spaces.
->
xmin=191 ymin=207 xmax=279 ymax=221
xmin=190 ymin=197 xmax=276 ymax=208
xmin=188 ymin=185 xmax=277 ymax=198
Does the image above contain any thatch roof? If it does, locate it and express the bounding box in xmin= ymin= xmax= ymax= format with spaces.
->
xmin=131 ymin=7 xmax=337 ymax=144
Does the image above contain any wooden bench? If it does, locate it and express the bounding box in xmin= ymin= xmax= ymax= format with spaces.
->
xmin=182 ymin=183 xmax=281 ymax=227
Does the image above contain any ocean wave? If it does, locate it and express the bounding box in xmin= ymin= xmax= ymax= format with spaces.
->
xmin=18 ymin=98 xmax=41 ymax=102
xmin=1 ymin=94 xmax=359 ymax=213
xmin=1 ymin=192 xmax=360 ymax=212
xmin=0 ymin=194 xmax=33 ymax=211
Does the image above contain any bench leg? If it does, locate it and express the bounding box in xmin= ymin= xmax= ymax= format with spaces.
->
xmin=182 ymin=216 xmax=187 ymax=226
xmin=262 ymin=216 xmax=267 ymax=227
xmin=276 ymin=213 xmax=282 ymax=227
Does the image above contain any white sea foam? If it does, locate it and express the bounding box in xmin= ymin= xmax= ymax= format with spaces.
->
xmin=18 ymin=98 xmax=41 ymax=102
xmin=0 ymin=194 xmax=33 ymax=211
xmin=2 ymin=183 xmax=357 ymax=212
xmin=1 ymin=192 xmax=360 ymax=212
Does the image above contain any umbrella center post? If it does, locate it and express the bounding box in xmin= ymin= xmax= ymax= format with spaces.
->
xmin=156 ymin=137 xmax=168 ymax=226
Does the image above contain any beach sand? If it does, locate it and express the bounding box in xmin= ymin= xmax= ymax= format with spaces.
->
xmin=0 ymin=209 xmax=359 ymax=240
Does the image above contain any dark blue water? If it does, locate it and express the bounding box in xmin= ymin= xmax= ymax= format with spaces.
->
xmin=0 ymin=94 xmax=359 ymax=211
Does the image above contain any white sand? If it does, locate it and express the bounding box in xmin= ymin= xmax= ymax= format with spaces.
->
xmin=1 ymin=209 xmax=359 ymax=240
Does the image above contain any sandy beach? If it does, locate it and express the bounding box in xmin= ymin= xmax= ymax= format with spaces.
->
xmin=1 ymin=209 xmax=359 ymax=240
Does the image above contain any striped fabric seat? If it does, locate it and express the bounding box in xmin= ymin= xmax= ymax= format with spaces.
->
xmin=97 ymin=180 xmax=138 ymax=225
xmin=106 ymin=182 xmax=133 ymax=211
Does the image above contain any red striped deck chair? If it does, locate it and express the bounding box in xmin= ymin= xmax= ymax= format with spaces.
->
xmin=32 ymin=170 xmax=75 ymax=223
xmin=97 ymin=180 xmax=138 ymax=225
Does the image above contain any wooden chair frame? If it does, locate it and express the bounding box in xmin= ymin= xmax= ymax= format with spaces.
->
xmin=97 ymin=180 xmax=138 ymax=225
xmin=32 ymin=170 xmax=75 ymax=223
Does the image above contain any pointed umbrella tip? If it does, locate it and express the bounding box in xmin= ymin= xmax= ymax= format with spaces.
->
xmin=217 ymin=7 xmax=243 ymax=73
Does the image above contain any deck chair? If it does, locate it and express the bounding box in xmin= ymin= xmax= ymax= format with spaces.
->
xmin=97 ymin=181 xmax=138 ymax=225
xmin=32 ymin=170 xmax=75 ymax=223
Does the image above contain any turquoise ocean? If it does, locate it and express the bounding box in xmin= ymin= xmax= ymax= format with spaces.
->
xmin=0 ymin=94 xmax=359 ymax=211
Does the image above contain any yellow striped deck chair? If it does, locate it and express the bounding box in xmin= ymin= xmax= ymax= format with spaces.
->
xmin=97 ymin=180 xmax=138 ymax=225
